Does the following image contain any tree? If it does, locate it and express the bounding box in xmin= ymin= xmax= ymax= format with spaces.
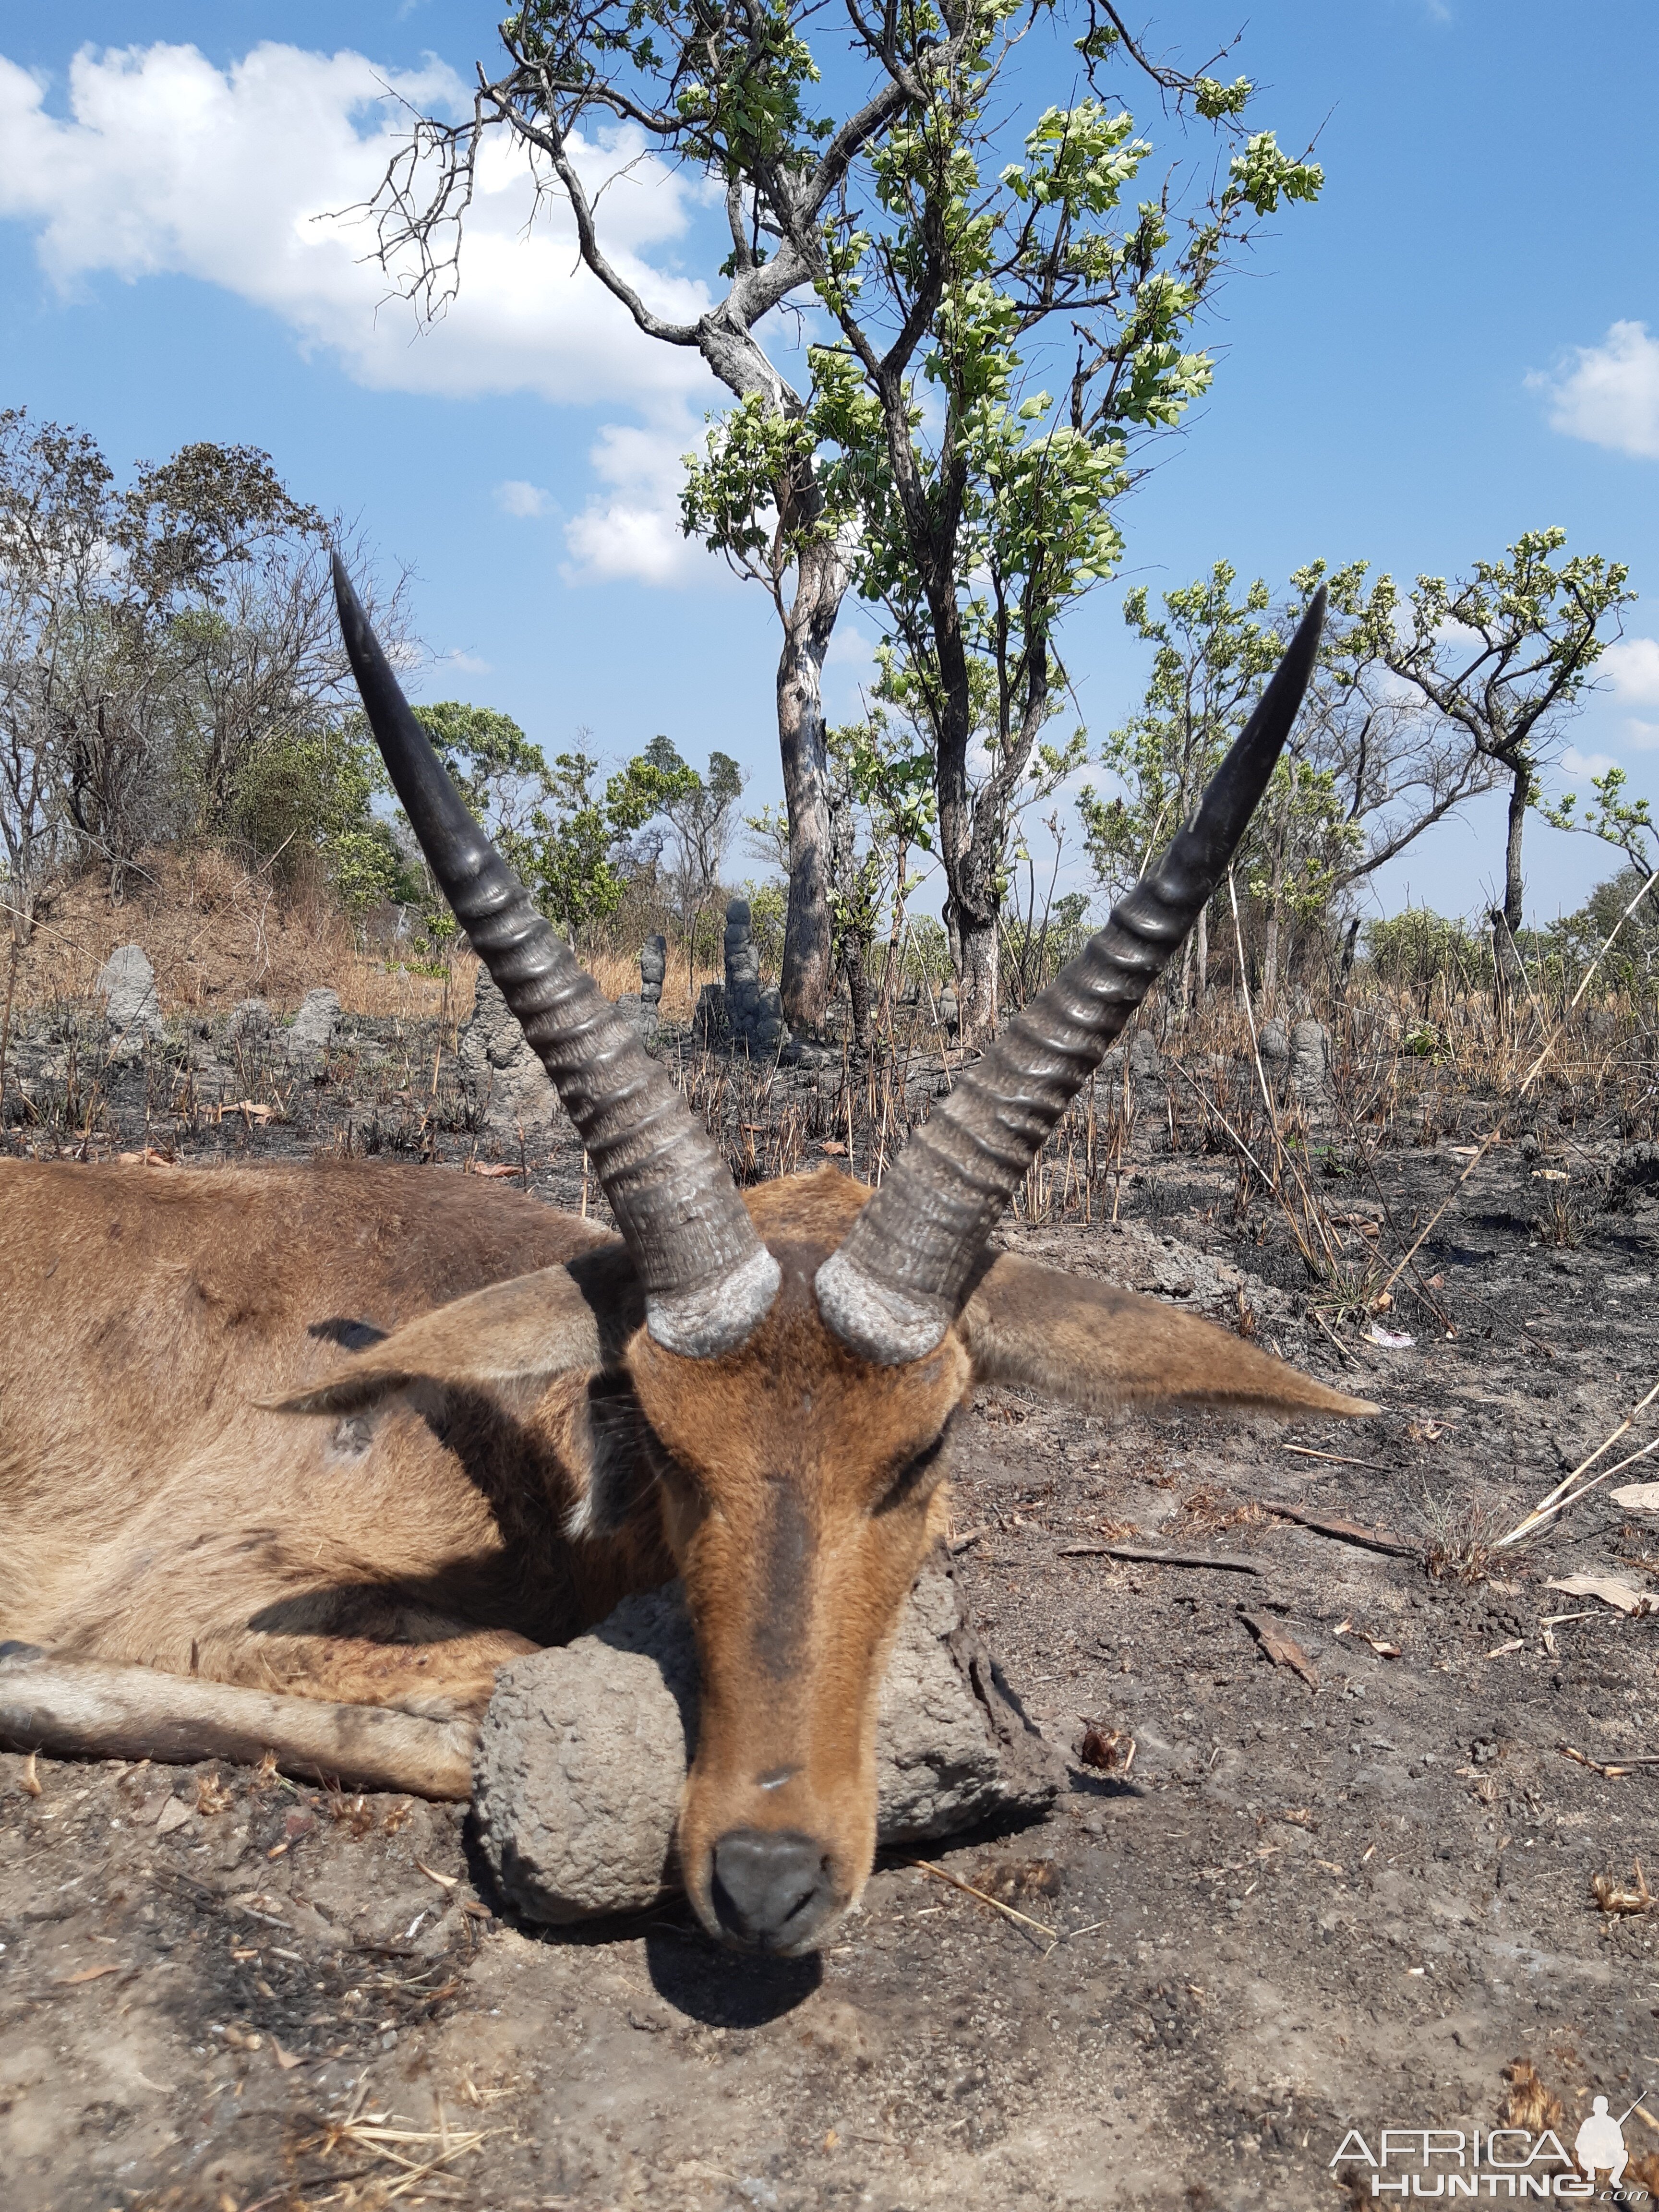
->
xmin=685 ymin=20 xmax=1319 ymax=1038
xmin=368 ymin=1 xmax=1317 ymax=1042
xmin=1540 ymin=763 xmax=1658 ymax=910
xmin=616 ymin=735 xmax=745 ymax=980
xmin=1080 ymin=565 xmax=1283 ymax=1004
xmin=1352 ymin=529 xmax=1634 ymax=999
xmin=0 ymin=410 xmax=348 ymax=927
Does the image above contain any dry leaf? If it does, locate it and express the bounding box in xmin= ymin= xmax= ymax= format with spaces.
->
xmin=1590 ymin=1862 xmax=1652 ymax=1916
xmin=1241 ymin=1612 xmax=1319 ymax=1687
xmin=469 ymin=1162 xmax=519 ymax=1179
xmin=60 ymin=1962 xmax=124 ymax=1985
xmin=1612 ymin=1482 xmax=1659 ymax=1513
xmin=272 ymin=2037 xmax=302 ymax=2072
xmin=1366 ymin=1323 xmax=1416 ymax=1349
xmin=1545 ymin=1573 xmax=1654 ymax=1618
xmin=194 ymin=1771 xmax=233 ymax=1815
xmin=1484 ymin=1639 xmax=1524 ymax=1659
xmin=1500 ymin=2060 xmax=1565 ymax=2134
xmin=18 ymin=1749 xmax=40 ymax=1798
xmin=819 ymin=1139 xmax=848 ymax=1156
xmin=415 ymin=1857 xmax=459 ymax=1890
xmin=1079 ymin=1724 xmax=1135 ymax=1773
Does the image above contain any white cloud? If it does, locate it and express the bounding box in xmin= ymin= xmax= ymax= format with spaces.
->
xmin=562 ymin=412 xmax=727 ymax=588
xmin=436 ymin=648 xmax=493 ymax=675
xmin=1559 ymin=745 xmax=1620 ymax=779
xmin=1601 ymin=635 xmax=1659 ymax=705
xmin=1623 ymin=719 xmax=1659 ymax=752
xmin=826 ymin=621 xmax=875 ymax=667
xmin=495 ymin=480 xmax=553 ymax=518
xmin=0 ymin=40 xmax=714 ymax=409
xmin=1532 ymin=319 xmax=1659 ymax=459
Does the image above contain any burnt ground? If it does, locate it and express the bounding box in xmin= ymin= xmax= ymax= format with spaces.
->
xmin=2 ymin=1014 xmax=1659 ymax=2211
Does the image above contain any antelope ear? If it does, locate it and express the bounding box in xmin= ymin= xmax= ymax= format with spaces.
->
xmin=268 ymin=1242 xmax=644 ymax=1415
xmin=957 ymin=1253 xmax=1377 ymax=1421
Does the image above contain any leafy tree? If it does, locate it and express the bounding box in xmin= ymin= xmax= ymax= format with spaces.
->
xmin=369 ymin=2 xmax=1317 ymax=1042
xmin=1347 ymin=530 xmax=1635 ymax=999
xmin=1080 ymin=565 xmax=1282 ymax=1003
xmin=1540 ymin=764 xmax=1658 ymax=914
xmin=613 ymin=735 xmax=745 ymax=978
xmin=0 ymin=409 xmax=354 ymax=924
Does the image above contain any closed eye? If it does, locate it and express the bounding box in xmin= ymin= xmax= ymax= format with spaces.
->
xmin=873 ymin=1425 xmax=952 ymax=1516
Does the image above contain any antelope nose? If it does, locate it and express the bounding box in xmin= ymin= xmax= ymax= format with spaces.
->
xmin=710 ymin=1829 xmax=833 ymax=1950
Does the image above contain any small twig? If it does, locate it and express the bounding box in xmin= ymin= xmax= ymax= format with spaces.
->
xmin=1559 ymin=1743 xmax=1637 ymax=1780
xmin=905 ymin=1858 xmax=1057 ymax=1941
xmin=1281 ymin=1444 xmax=1384 ymax=1471
xmin=1058 ymin=1543 xmax=1264 ymax=1575
xmin=1260 ymin=1501 xmax=1419 ymax=1559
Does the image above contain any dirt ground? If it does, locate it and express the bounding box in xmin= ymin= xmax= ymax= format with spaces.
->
xmin=2 ymin=1010 xmax=1658 ymax=2212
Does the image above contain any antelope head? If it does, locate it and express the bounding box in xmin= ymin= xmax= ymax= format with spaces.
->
xmin=313 ymin=563 xmax=1372 ymax=1955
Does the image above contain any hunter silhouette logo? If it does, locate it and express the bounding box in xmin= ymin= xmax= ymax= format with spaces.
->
xmin=1331 ymin=2090 xmax=1651 ymax=2200
xmin=1575 ymin=2097 xmax=1634 ymax=2190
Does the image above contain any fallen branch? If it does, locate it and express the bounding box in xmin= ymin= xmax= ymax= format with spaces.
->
xmin=1259 ymin=1502 xmax=1420 ymax=1559
xmin=0 ymin=1646 xmax=478 ymax=1798
xmin=1058 ymin=1543 xmax=1263 ymax=1575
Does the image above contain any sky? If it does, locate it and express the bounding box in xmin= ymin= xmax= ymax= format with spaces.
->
xmin=1 ymin=0 xmax=1657 ymax=927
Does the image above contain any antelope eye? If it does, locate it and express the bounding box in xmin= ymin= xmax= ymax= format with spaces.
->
xmin=874 ymin=1431 xmax=949 ymax=1516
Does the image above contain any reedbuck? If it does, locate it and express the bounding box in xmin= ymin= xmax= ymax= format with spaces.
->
xmin=0 ymin=567 xmax=1371 ymax=1955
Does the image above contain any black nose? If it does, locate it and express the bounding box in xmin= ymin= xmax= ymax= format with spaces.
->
xmin=710 ymin=1829 xmax=835 ymax=1950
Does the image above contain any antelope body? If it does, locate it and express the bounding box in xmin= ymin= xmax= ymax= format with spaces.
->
xmin=0 ymin=570 xmax=1371 ymax=1955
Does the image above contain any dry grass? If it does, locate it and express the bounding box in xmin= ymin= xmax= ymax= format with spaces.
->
xmin=8 ymin=853 xmax=719 ymax=1028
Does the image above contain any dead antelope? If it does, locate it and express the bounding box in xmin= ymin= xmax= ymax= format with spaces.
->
xmin=0 ymin=567 xmax=1370 ymax=1954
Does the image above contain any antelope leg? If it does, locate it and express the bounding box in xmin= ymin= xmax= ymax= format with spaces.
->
xmin=0 ymin=1645 xmax=480 ymax=1799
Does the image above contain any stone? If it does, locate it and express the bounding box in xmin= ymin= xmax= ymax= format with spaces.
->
xmin=719 ymin=898 xmax=791 ymax=1057
xmin=95 ymin=945 xmax=163 ymax=1057
xmin=458 ymin=967 xmax=559 ymax=1128
xmin=285 ymin=987 xmax=341 ymax=1065
xmin=638 ymin=936 xmax=666 ymax=1006
xmin=613 ymin=993 xmax=661 ymax=1051
xmin=1256 ymin=1018 xmax=1290 ymax=1065
xmin=1290 ymin=1017 xmax=1329 ymax=1098
xmin=473 ymin=1551 xmax=1062 ymax=1925
xmin=1128 ymin=1028 xmax=1162 ymax=1081
xmin=937 ymin=986 xmax=959 ymax=1036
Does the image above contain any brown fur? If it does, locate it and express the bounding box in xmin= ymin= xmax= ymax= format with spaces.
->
xmin=0 ymin=1158 xmax=1372 ymax=1949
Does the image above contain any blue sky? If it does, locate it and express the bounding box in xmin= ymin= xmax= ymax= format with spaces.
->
xmin=2 ymin=1 xmax=1657 ymax=926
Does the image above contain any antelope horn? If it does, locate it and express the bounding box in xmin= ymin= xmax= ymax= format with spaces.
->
xmin=332 ymin=556 xmax=778 ymax=1358
xmin=817 ymin=588 xmax=1327 ymax=1364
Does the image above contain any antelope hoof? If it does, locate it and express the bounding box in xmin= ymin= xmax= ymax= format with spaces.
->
xmin=709 ymin=1828 xmax=840 ymax=1954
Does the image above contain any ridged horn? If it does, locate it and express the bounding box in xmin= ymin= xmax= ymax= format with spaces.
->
xmin=816 ymin=588 xmax=1326 ymax=1364
xmin=332 ymin=556 xmax=779 ymax=1358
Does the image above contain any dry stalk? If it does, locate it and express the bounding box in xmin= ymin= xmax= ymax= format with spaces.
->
xmin=1496 ymin=1385 xmax=1659 ymax=1549
xmin=905 ymin=1857 xmax=1058 ymax=1942
xmin=1375 ymin=858 xmax=1659 ymax=1306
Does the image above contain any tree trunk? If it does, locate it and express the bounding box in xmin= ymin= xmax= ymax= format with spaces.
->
xmin=953 ymin=907 xmax=999 ymax=1042
xmin=845 ymin=941 xmax=872 ymax=1059
xmin=1501 ymin=757 xmax=1528 ymax=937
xmin=776 ymin=537 xmax=848 ymax=1037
